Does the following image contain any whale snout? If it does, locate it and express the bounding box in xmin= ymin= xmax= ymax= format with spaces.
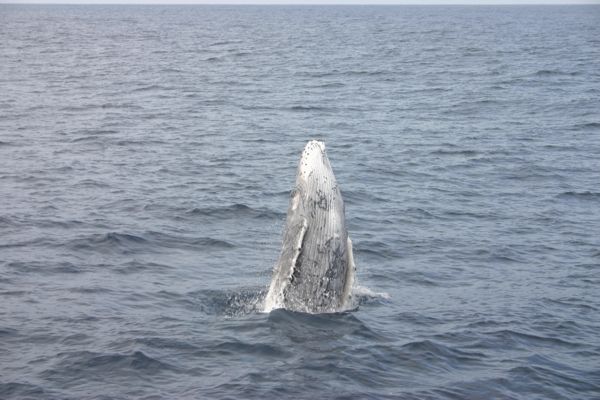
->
xmin=298 ymin=140 xmax=330 ymax=180
xmin=307 ymin=140 xmax=325 ymax=152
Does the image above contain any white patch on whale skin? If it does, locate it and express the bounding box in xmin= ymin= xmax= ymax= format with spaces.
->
xmin=340 ymin=236 xmax=356 ymax=310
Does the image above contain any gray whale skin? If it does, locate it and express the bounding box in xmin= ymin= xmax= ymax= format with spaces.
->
xmin=264 ymin=140 xmax=356 ymax=313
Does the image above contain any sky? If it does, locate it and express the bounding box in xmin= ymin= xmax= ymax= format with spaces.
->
xmin=2 ymin=0 xmax=599 ymax=4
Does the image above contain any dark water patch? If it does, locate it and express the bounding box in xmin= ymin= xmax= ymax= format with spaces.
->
xmin=0 ymin=327 xmax=19 ymax=337
xmin=0 ymin=382 xmax=48 ymax=399
xmin=129 ymin=337 xmax=200 ymax=352
xmin=4 ymin=261 xmax=86 ymax=275
xmin=296 ymin=69 xmax=389 ymax=78
xmin=71 ymin=128 xmax=118 ymax=137
xmin=213 ymin=339 xmax=289 ymax=358
xmin=131 ymin=84 xmax=171 ymax=92
xmin=398 ymin=270 xmax=445 ymax=287
xmin=32 ymin=218 xmax=86 ymax=230
xmin=0 ymin=290 xmax=29 ymax=296
xmin=115 ymin=139 xmax=167 ymax=146
xmin=73 ymin=178 xmax=110 ymax=188
xmin=65 ymin=231 xmax=234 ymax=255
xmin=43 ymin=350 xmax=180 ymax=382
xmin=0 ymin=215 xmax=16 ymax=227
xmin=481 ymin=329 xmax=583 ymax=350
xmin=404 ymin=207 xmax=436 ymax=219
xmin=52 ymin=314 xmax=101 ymax=324
xmin=568 ymin=121 xmax=600 ymax=130
xmin=343 ymin=190 xmax=388 ymax=204
xmin=186 ymin=203 xmax=282 ymax=220
xmin=114 ymin=260 xmax=173 ymax=275
xmin=69 ymin=135 xmax=106 ymax=143
xmin=532 ymin=69 xmax=581 ymax=77
xmin=430 ymin=149 xmax=479 ymax=157
xmin=543 ymin=297 xmax=598 ymax=313
xmin=59 ymin=102 xmax=141 ymax=112
xmin=400 ymin=340 xmax=487 ymax=371
xmin=267 ymin=308 xmax=383 ymax=342
xmin=60 ymin=333 xmax=93 ymax=346
xmin=288 ymin=105 xmax=336 ymax=112
xmin=353 ymin=240 xmax=401 ymax=260
xmin=208 ymin=40 xmax=242 ymax=47
xmin=306 ymin=82 xmax=345 ymax=89
xmin=53 ymin=262 xmax=83 ymax=274
xmin=431 ymin=380 xmax=519 ymax=400
xmin=507 ymin=365 xmax=599 ymax=396
xmin=394 ymin=312 xmax=444 ymax=327
xmin=69 ymin=286 xmax=114 ymax=294
xmin=557 ymin=191 xmax=600 ymax=201
xmin=66 ymin=232 xmax=149 ymax=254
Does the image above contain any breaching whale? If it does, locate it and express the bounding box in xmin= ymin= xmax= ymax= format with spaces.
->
xmin=264 ymin=140 xmax=356 ymax=313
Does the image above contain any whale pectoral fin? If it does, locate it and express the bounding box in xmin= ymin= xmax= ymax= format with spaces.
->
xmin=341 ymin=236 xmax=356 ymax=307
xmin=289 ymin=218 xmax=308 ymax=282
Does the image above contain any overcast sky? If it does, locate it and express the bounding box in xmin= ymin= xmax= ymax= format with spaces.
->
xmin=2 ymin=0 xmax=599 ymax=4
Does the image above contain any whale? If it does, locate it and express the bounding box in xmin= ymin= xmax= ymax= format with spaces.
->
xmin=264 ymin=140 xmax=356 ymax=313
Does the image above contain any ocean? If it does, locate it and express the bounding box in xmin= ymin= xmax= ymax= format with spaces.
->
xmin=1 ymin=4 xmax=599 ymax=399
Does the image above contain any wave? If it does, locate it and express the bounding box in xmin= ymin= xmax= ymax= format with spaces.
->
xmin=266 ymin=307 xmax=378 ymax=340
xmin=114 ymin=260 xmax=173 ymax=275
xmin=59 ymin=103 xmax=141 ymax=112
xmin=306 ymin=82 xmax=345 ymax=89
xmin=212 ymin=340 xmax=289 ymax=358
xmin=507 ymin=364 xmax=599 ymax=394
xmin=481 ymin=329 xmax=583 ymax=350
xmin=186 ymin=203 xmax=283 ymax=220
xmin=343 ymin=190 xmax=388 ymax=204
xmin=400 ymin=340 xmax=487 ymax=370
xmin=532 ymin=69 xmax=580 ymax=77
xmin=556 ymin=191 xmax=600 ymax=201
xmin=569 ymin=121 xmax=600 ymax=130
xmin=543 ymin=297 xmax=598 ymax=312
xmin=42 ymin=350 xmax=181 ymax=381
xmin=288 ymin=105 xmax=334 ymax=112
xmin=430 ymin=149 xmax=478 ymax=157
xmin=208 ymin=40 xmax=242 ymax=47
xmin=239 ymin=104 xmax=335 ymax=112
xmin=0 ymin=382 xmax=48 ymax=399
xmin=353 ymin=240 xmax=401 ymax=260
xmin=0 ymin=327 xmax=19 ymax=337
xmin=295 ymin=70 xmax=390 ymax=78
xmin=65 ymin=231 xmax=234 ymax=255
xmin=131 ymin=84 xmax=171 ymax=92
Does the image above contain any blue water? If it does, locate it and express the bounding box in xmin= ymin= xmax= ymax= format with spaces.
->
xmin=1 ymin=4 xmax=600 ymax=399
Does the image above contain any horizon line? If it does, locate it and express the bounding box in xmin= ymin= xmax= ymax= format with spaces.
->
xmin=3 ymin=3 xmax=600 ymax=4
xmin=2 ymin=0 xmax=600 ymax=4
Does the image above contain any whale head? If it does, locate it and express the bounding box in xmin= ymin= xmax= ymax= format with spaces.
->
xmin=290 ymin=140 xmax=340 ymax=216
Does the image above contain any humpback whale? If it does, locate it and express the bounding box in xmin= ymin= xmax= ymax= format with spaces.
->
xmin=264 ymin=140 xmax=356 ymax=313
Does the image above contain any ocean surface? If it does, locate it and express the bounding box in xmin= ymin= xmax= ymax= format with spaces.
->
xmin=1 ymin=4 xmax=600 ymax=399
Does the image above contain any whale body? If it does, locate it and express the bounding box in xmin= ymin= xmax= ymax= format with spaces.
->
xmin=264 ymin=140 xmax=356 ymax=313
